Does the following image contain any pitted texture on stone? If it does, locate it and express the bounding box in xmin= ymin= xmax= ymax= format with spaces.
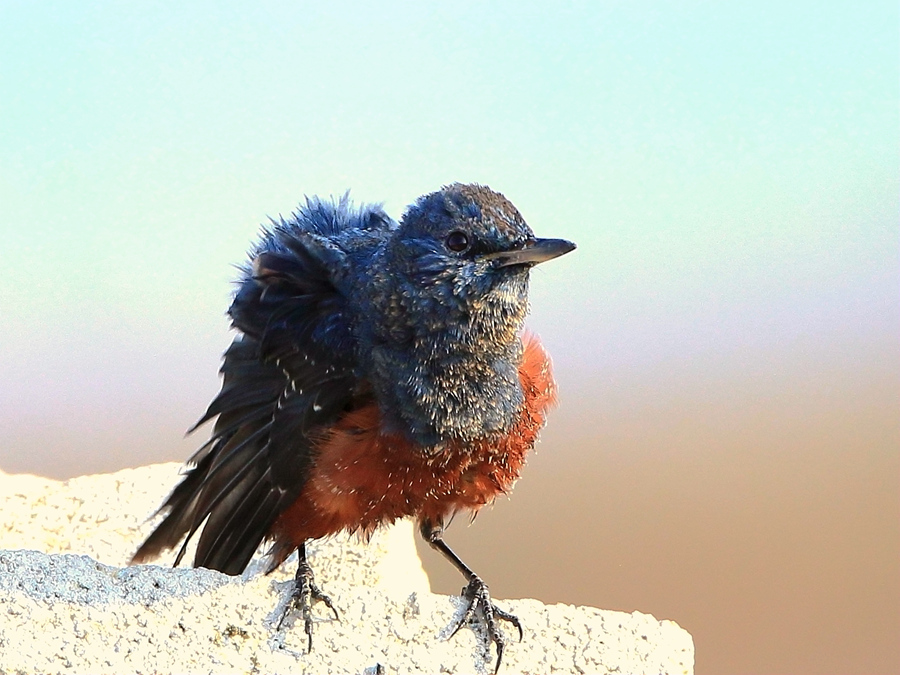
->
xmin=0 ymin=464 xmax=694 ymax=674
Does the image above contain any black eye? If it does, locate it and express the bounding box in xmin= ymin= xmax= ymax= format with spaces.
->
xmin=445 ymin=230 xmax=469 ymax=252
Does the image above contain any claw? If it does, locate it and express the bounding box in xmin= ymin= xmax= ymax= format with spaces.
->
xmin=419 ymin=521 xmax=524 ymax=673
xmin=450 ymin=575 xmax=523 ymax=674
xmin=276 ymin=557 xmax=339 ymax=652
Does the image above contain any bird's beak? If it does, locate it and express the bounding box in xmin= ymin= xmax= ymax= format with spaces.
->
xmin=485 ymin=238 xmax=577 ymax=267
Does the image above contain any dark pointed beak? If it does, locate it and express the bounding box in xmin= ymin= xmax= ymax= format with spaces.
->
xmin=485 ymin=237 xmax=577 ymax=267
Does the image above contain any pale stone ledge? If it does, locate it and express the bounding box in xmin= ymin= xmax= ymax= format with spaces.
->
xmin=0 ymin=463 xmax=693 ymax=674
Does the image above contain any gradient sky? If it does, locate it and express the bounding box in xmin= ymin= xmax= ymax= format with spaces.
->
xmin=1 ymin=2 xmax=897 ymax=674
xmin=2 ymin=0 xmax=895 ymax=441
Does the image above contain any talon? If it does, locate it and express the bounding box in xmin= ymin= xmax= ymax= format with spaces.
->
xmin=492 ymin=605 xmax=524 ymax=642
xmin=276 ymin=558 xmax=339 ymax=652
xmin=450 ymin=575 xmax=522 ymax=674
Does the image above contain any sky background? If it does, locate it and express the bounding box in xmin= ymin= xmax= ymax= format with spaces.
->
xmin=1 ymin=2 xmax=897 ymax=673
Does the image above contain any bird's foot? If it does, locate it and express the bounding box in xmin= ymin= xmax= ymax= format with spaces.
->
xmin=450 ymin=575 xmax=523 ymax=674
xmin=276 ymin=560 xmax=339 ymax=652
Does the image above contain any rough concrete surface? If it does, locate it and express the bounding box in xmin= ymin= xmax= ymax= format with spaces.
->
xmin=0 ymin=463 xmax=694 ymax=674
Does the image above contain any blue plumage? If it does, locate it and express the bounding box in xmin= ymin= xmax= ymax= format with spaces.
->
xmin=133 ymin=183 xmax=575 ymax=673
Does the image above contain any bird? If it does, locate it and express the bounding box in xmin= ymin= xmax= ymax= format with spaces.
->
xmin=132 ymin=182 xmax=575 ymax=673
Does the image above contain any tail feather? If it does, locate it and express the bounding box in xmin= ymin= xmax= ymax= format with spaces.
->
xmin=195 ymin=468 xmax=289 ymax=574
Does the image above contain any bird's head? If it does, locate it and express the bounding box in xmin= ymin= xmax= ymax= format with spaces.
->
xmin=361 ymin=183 xmax=575 ymax=444
xmin=385 ymin=184 xmax=575 ymax=334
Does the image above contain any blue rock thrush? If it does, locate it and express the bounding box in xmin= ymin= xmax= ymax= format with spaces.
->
xmin=133 ymin=182 xmax=576 ymax=672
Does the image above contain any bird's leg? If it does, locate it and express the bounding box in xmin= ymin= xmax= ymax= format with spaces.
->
xmin=276 ymin=541 xmax=339 ymax=652
xmin=419 ymin=518 xmax=523 ymax=674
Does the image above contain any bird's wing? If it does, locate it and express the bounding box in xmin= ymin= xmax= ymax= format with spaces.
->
xmin=133 ymin=199 xmax=386 ymax=575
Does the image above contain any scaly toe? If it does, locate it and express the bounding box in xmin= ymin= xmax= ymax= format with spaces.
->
xmin=276 ymin=564 xmax=339 ymax=652
xmin=449 ymin=576 xmax=522 ymax=674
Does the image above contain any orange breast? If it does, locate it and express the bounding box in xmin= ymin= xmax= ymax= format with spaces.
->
xmin=268 ymin=333 xmax=557 ymax=562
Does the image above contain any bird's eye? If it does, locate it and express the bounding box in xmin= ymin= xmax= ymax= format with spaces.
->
xmin=445 ymin=230 xmax=469 ymax=252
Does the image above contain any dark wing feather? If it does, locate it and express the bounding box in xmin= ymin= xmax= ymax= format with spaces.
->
xmin=132 ymin=198 xmax=382 ymax=575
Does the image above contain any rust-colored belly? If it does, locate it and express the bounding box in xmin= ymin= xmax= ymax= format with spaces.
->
xmin=269 ymin=334 xmax=556 ymax=556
